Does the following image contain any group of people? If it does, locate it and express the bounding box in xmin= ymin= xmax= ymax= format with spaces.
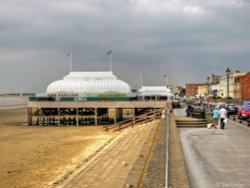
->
xmin=211 ymin=105 xmax=228 ymax=129
xmin=185 ymin=103 xmax=228 ymax=129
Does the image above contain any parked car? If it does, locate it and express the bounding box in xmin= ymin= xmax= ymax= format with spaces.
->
xmin=227 ymin=104 xmax=238 ymax=116
xmin=243 ymin=101 xmax=250 ymax=107
xmin=216 ymin=102 xmax=227 ymax=108
xmin=237 ymin=106 xmax=250 ymax=120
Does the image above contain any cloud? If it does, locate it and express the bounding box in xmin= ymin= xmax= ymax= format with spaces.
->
xmin=130 ymin=0 xmax=182 ymax=14
xmin=183 ymin=6 xmax=208 ymax=15
xmin=0 ymin=0 xmax=250 ymax=93
xmin=208 ymin=0 xmax=244 ymax=7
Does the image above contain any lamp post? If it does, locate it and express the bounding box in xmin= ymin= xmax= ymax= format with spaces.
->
xmin=207 ymin=76 xmax=210 ymax=96
xmin=226 ymin=68 xmax=231 ymax=105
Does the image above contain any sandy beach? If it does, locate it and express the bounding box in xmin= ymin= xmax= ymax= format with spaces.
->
xmin=0 ymin=107 xmax=119 ymax=188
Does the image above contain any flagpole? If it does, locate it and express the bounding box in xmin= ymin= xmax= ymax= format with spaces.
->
xmin=141 ymin=74 xmax=144 ymax=101
xmin=141 ymin=73 xmax=143 ymax=88
xmin=166 ymin=75 xmax=168 ymax=88
xmin=164 ymin=74 xmax=168 ymax=87
xmin=110 ymin=53 xmax=112 ymax=72
xmin=107 ymin=49 xmax=112 ymax=72
xmin=69 ymin=51 xmax=72 ymax=73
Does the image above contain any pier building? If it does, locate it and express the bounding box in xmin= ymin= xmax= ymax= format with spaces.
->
xmin=27 ymin=72 xmax=169 ymax=126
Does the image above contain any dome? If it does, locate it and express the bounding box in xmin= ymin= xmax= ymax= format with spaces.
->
xmin=46 ymin=72 xmax=131 ymax=94
xmin=138 ymin=86 xmax=173 ymax=96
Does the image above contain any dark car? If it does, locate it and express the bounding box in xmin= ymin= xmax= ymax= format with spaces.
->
xmin=227 ymin=104 xmax=238 ymax=116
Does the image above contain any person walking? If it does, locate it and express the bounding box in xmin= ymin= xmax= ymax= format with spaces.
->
xmin=218 ymin=105 xmax=228 ymax=129
xmin=186 ymin=103 xmax=193 ymax=117
xmin=212 ymin=106 xmax=219 ymax=128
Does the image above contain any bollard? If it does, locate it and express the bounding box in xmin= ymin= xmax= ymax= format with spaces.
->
xmin=233 ymin=116 xmax=236 ymax=121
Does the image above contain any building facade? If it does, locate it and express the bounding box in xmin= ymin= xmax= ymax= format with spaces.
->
xmin=235 ymin=72 xmax=250 ymax=100
xmin=210 ymin=74 xmax=221 ymax=97
xmin=211 ymin=84 xmax=220 ymax=97
xmin=197 ymin=84 xmax=208 ymax=95
xmin=186 ymin=83 xmax=204 ymax=97
xmin=186 ymin=71 xmax=249 ymax=100
xmin=171 ymin=86 xmax=185 ymax=97
xmin=219 ymin=72 xmax=247 ymax=99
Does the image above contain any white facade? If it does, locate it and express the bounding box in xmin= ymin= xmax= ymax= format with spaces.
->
xmin=219 ymin=74 xmax=233 ymax=98
xmin=211 ymin=84 xmax=220 ymax=97
xmin=219 ymin=72 xmax=247 ymax=98
xmin=47 ymin=72 xmax=132 ymax=94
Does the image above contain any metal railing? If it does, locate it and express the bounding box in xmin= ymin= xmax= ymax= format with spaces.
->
xmin=104 ymin=109 xmax=163 ymax=131
xmin=165 ymin=108 xmax=170 ymax=188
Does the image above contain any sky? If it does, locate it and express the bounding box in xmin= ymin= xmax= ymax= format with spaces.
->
xmin=1 ymin=0 xmax=250 ymax=93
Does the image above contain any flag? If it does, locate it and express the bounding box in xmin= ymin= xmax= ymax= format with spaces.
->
xmin=107 ymin=49 xmax=112 ymax=55
xmin=163 ymin=74 xmax=167 ymax=78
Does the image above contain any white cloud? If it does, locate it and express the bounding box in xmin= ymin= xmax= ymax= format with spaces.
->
xmin=183 ymin=6 xmax=207 ymax=15
xmin=130 ymin=0 xmax=182 ymax=14
xmin=130 ymin=0 xmax=209 ymax=16
xmin=208 ymin=0 xmax=244 ymax=7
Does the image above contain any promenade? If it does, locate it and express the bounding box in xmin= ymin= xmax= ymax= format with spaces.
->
xmin=56 ymin=121 xmax=159 ymax=188
xmin=175 ymin=109 xmax=250 ymax=188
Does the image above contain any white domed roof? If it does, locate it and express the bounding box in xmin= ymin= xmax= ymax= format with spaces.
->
xmin=138 ymin=86 xmax=173 ymax=96
xmin=47 ymin=72 xmax=131 ymax=94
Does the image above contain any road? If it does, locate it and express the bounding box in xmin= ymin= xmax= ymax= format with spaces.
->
xmin=175 ymin=109 xmax=250 ymax=188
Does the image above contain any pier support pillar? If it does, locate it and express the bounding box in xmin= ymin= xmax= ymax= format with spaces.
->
xmin=114 ymin=108 xmax=117 ymax=124
xmin=132 ymin=108 xmax=135 ymax=126
xmin=27 ymin=108 xmax=32 ymax=126
xmin=95 ymin=108 xmax=98 ymax=126
xmin=76 ymin=108 xmax=79 ymax=126
xmin=58 ymin=108 xmax=61 ymax=126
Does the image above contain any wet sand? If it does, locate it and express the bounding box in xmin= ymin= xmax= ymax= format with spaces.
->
xmin=0 ymin=96 xmax=27 ymax=109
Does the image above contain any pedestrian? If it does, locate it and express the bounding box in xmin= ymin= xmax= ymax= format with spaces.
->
xmin=212 ymin=106 xmax=219 ymax=128
xmin=186 ymin=103 xmax=193 ymax=117
xmin=218 ymin=105 xmax=228 ymax=129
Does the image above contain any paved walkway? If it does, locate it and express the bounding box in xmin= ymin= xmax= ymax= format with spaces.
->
xmin=175 ymin=109 xmax=250 ymax=188
xmin=55 ymin=121 xmax=159 ymax=188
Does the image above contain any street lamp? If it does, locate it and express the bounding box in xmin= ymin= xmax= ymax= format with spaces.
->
xmin=226 ymin=68 xmax=231 ymax=105
xmin=207 ymin=76 xmax=210 ymax=95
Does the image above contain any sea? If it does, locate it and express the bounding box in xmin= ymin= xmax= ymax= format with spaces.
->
xmin=0 ymin=96 xmax=28 ymax=109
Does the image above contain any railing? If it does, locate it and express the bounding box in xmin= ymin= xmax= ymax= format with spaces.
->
xmin=104 ymin=109 xmax=163 ymax=131
xmin=165 ymin=108 xmax=170 ymax=188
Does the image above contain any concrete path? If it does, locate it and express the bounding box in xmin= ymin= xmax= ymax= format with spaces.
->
xmin=56 ymin=121 xmax=159 ymax=188
xmin=175 ymin=109 xmax=250 ymax=188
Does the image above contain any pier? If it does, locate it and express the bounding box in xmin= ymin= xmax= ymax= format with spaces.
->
xmin=27 ymin=101 xmax=167 ymax=126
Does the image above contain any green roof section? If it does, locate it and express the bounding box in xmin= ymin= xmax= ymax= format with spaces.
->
xmin=29 ymin=92 xmax=136 ymax=102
